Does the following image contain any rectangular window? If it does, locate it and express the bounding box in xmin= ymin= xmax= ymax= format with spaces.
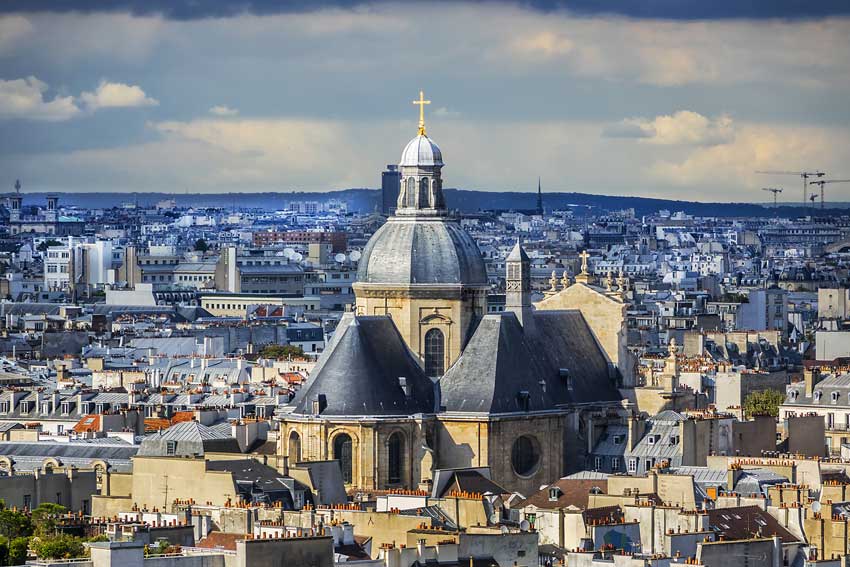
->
xmin=612 ymin=457 xmax=620 ymax=470
xmin=628 ymin=458 xmax=637 ymax=473
xmin=594 ymin=457 xmax=603 ymax=470
xmin=166 ymin=440 xmax=177 ymax=456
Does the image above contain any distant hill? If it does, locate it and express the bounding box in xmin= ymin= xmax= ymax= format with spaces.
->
xmin=4 ymin=189 xmax=844 ymax=218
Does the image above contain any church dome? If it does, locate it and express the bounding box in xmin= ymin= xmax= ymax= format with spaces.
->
xmin=356 ymin=216 xmax=487 ymax=287
xmin=400 ymin=134 xmax=443 ymax=167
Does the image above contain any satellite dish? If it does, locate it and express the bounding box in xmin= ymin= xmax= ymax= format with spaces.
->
xmin=812 ymin=501 xmax=822 ymax=513
xmin=519 ymin=519 xmax=530 ymax=532
xmin=334 ymin=253 xmax=346 ymax=263
xmin=349 ymin=250 xmax=362 ymax=262
xmin=283 ymin=248 xmax=295 ymax=258
xmin=292 ymin=253 xmax=303 ymax=262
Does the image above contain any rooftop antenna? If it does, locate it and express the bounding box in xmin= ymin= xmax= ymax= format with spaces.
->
xmin=14 ymin=179 xmax=21 ymax=194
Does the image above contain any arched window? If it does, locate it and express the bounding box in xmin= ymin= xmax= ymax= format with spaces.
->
xmin=388 ymin=432 xmax=403 ymax=485
xmin=419 ymin=177 xmax=430 ymax=208
xmin=288 ymin=431 xmax=301 ymax=463
xmin=333 ymin=433 xmax=353 ymax=484
xmin=424 ymin=328 xmax=445 ymax=377
xmin=405 ymin=178 xmax=416 ymax=208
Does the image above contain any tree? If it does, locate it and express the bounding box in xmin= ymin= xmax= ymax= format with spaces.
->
xmin=30 ymin=534 xmax=85 ymax=560
xmin=743 ymin=389 xmax=786 ymax=418
xmin=193 ymin=239 xmax=209 ymax=253
xmin=36 ymin=240 xmax=62 ymax=253
xmin=31 ymin=503 xmax=66 ymax=538
xmin=8 ymin=537 xmax=28 ymax=565
xmin=0 ymin=508 xmax=33 ymax=539
xmin=260 ymin=344 xmax=304 ymax=359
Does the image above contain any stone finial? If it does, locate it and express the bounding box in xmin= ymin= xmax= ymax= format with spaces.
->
xmin=549 ymin=270 xmax=558 ymax=292
xmin=561 ymin=270 xmax=571 ymax=289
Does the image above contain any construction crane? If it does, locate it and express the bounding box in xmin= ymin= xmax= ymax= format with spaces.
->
xmin=808 ymin=179 xmax=850 ymax=209
xmin=755 ymin=170 xmax=825 ymax=206
xmin=761 ymin=187 xmax=783 ymax=208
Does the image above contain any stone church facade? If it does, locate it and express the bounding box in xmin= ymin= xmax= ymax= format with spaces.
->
xmin=277 ymin=99 xmax=626 ymax=495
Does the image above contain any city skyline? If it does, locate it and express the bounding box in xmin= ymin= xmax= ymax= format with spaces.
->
xmin=1 ymin=2 xmax=849 ymax=201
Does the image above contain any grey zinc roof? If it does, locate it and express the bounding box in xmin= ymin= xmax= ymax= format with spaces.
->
xmin=356 ymin=216 xmax=487 ymax=287
xmin=440 ymin=309 xmax=622 ymax=414
xmin=137 ymin=421 xmax=241 ymax=456
xmin=292 ymin=314 xmax=436 ymax=417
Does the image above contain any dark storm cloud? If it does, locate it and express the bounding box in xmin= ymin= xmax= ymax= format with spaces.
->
xmin=2 ymin=0 xmax=849 ymax=20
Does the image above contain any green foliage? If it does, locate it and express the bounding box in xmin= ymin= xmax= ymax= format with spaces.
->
xmin=87 ymin=534 xmax=109 ymax=543
xmin=193 ymin=239 xmax=209 ymax=253
xmin=743 ymin=389 xmax=786 ymax=418
xmin=260 ymin=344 xmax=304 ymax=359
xmin=0 ymin=508 xmax=33 ymax=540
xmin=31 ymin=534 xmax=85 ymax=560
xmin=36 ymin=240 xmax=62 ymax=252
xmin=31 ymin=503 xmax=66 ymax=538
xmin=8 ymin=537 xmax=29 ymax=565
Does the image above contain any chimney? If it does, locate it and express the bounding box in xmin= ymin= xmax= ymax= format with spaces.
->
xmin=805 ymin=367 xmax=822 ymax=397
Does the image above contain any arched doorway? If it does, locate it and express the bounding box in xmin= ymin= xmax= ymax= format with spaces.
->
xmin=333 ymin=433 xmax=353 ymax=484
xmin=387 ymin=432 xmax=403 ymax=485
xmin=288 ymin=431 xmax=301 ymax=463
xmin=423 ymin=328 xmax=445 ymax=377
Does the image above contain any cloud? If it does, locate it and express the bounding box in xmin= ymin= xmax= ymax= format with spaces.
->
xmin=509 ymin=31 xmax=573 ymax=58
xmin=0 ymin=76 xmax=79 ymax=121
xmin=209 ymin=105 xmax=239 ymax=116
xmin=2 ymin=0 xmax=849 ymax=20
xmin=646 ymin=122 xmax=850 ymax=194
xmin=0 ymin=15 xmax=33 ymax=53
xmin=80 ymin=81 xmax=158 ymax=110
xmin=605 ymin=111 xmax=735 ymax=146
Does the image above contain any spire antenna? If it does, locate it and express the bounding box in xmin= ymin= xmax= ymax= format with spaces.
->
xmin=412 ymin=90 xmax=431 ymax=136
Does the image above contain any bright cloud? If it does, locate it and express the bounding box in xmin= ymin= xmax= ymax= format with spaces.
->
xmin=605 ymin=111 xmax=735 ymax=146
xmin=0 ymin=76 xmax=79 ymax=121
xmin=209 ymin=105 xmax=239 ymax=116
xmin=80 ymin=80 xmax=158 ymax=110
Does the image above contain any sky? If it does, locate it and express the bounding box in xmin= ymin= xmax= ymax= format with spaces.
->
xmin=1 ymin=1 xmax=849 ymax=202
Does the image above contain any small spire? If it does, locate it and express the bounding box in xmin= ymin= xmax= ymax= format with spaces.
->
xmin=412 ymin=90 xmax=431 ymax=136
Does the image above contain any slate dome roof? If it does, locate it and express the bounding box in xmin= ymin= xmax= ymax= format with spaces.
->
xmin=400 ymin=134 xmax=443 ymax=167
xmin=356 ymin=216 xmax=487 ymax=287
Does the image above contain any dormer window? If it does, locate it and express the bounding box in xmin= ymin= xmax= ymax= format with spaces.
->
xmin=548 ymin=487 xmax=562 ymax=501
xmin=613 ymin=435 xmax=624 ymax=445
xmin=815 ymin=391 xmax=823 ymax=402
xmin=61 ymin=402 xmax=70 ymax=415
xmin=0 ymin=402 xmax=9 ymax=414
xmin=517 ymin=391 xmax=530 ymax=411
xmin=647 ymin=435 xmax=658 ymax=445
xmin=832 ymin=392 xmax=840 ymax=404
xmin=669 ymin=435 xmax=679 ymax=445
xmin=560 ymin=369 xmax=573 ymax=391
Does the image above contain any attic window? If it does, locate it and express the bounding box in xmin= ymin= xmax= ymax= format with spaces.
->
xmin=832 ymin=392 xmax=840 ymax=403
xmin=548 ymin=487 xmax=562 ymax=501
xmin=814 ymin=391 xmax=822 ymax=402
xmin=669 ymin=435 xmax=679 ymax=445
xmin=166 ymin=441 xmax=177 ymax=456
xmin=647 ymin=435 xmax=657 ymax=445
xmin=517 ymin=391 xmax=531 ymax=411
xmin=613 ymin=435 xmax=624 ymax=445
xmin=560 ymin=369 xmax=573 ymax=391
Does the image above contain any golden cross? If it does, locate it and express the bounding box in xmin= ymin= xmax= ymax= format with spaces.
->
xmin=412 ymin=90 xmax=431 ymax=135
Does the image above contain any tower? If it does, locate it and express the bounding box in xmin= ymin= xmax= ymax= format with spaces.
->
xmin=505 ymin=240 xmax=534 ymax=328
xmin=9 ymin=180 xmax=22 ymax=222
xmin=45 ymin=194 xmax=58 ymax=222
xmin=536 ymin=177 xmax=543 ymax=216
xmin=381 ymin=165 xmax=401 ymax=215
